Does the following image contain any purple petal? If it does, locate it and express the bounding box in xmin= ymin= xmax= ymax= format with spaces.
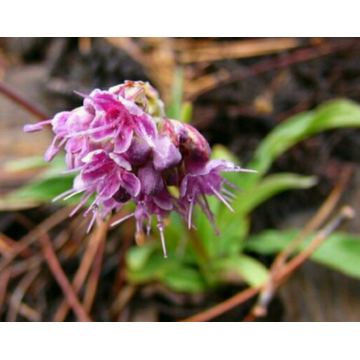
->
xmin=153 ymin=134 xmax=182 ymax=171
xmin=153 ymin=189 xmax=173 ymax=211
xmin=51 ymin=112 xmax=71 ymax=134
xmin=100 ymin=172 xmax=122 ymax=200
xmin=138 ymin=161 xmax=164 ymax=195
xmin=89 ymin=113 xmax=118 ymax=142
xmin=109 ymin=153 xmax=132 ymax=171
xmin=66 ymin=108 xmax=94 ymax=134
xmin=124 ymin=136 xmax=152 ymax=166
xmin=114 ymin=126 xmax=133 ymax=153
xmin=121 ymin=172 xmax=141 ymax=197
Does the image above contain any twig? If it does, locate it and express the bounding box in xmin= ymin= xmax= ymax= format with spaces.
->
xmin=273 ymin=166 xmax=352 ymax=271
xmin=53 ymin=219 xmax=107 ymax=321
xmin=179 ymin=38 xmax=300 ymax=64
xmin=181 ymin=206 xmax=354 ymax=322
xmin=275 ymin=206 xmax=354 ymax=283
xmin=0 ymin=206 xmax=73 ymax=273
xmin=248 ymin=168 xmax=352 ymax=319
xmin=40 ymin=232 xmax=91 ymax=322
xmin=6 ymin=268 xmax=40 ymax=322
xmin=0 ymin=268 xmax=10 ymax=319
xmin=0 ymin=81 xmax=49 ymax=120
xmin=181 ymin=286 xmax=260 ymax=322
xmin=187 ymin=40 xmax=359 ymax=100
xmin=83 ymin=238 xmax=106 ymax=313
xmin=18 ymin=302 xmax=42 ymax=322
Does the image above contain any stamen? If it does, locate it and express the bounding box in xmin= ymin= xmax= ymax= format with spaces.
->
xmin=60 ymin=166 xmax=85 ymax=175
xmin=157 ymin=215 xmax=168 ymax=258
xmin=63 ymin=189 xmax=85 ymax=201
xmin=64 ymin=119 xmax=119 ymax=139
xmin=52 ymin=188 xmax=76 ymax=203
xmin=221 ymin=186 xmax=237 ymax=198
xmin=199 ymin=190 xmax=220 ymax=235
xmin=188 ymin=186 xmax=196 ymax=230
xmin=23 ymin=120 xmax=52 ymax=133
xmin=146 ymin=216 xmax=152 ymax=236
xmin=87 ymin=211 xmax=98 ymax=234
xmin=222 ymin=179 xmax=242 ymax=193
xmin=110 ymin=212 xmax=135 ymax=227
xmin=69 ymin=192 xmax=93 ymax=217
xmin=208 ymin=183 xmax=234 ymax=212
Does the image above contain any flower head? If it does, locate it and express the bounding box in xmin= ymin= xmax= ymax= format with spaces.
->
xmin=25 ymin=80 xmax=254 ymax=258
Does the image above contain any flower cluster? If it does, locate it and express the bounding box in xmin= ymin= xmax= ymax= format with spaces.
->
xmin=25 ymin=81 xmax=254 ymax=257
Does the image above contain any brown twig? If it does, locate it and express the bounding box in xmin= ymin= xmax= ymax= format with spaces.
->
xmin=18 ymin=302 xmax=42 ymax=322
xmin=181 ymin=206 xmax=354 ymax=322
xmin=179 ymin=38 xmax=300 ymax=64
xmin=273 ymin=166 xmax=352 ymax=272
xmin=40 ymin=232 xmax=91 ymax=322
xmin=248 ymin=167 xmax=352 ymax=320
xmin=0 ymin=206 xmax=73 ymax=273
xmin=0 ymin=81 xmax=49 ymax=120
xmin=53 ymin=219 xmax=107 ymax=321
xmin=0 ymin=268 xmax=10 ymax=319
xmin=187 ymin=40 xmax=359 ymax=100
xmin=6 ymin=268 xmax=40 ymax=322
xmin=83 ymin=237 xmax=106 ymax=313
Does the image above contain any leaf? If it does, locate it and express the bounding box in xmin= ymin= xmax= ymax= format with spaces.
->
xmin=167 ymin=66 xmax=184 ymax=120
xmin=126 ymin=251 xmax=207 ymax=293
xmin=9 ymin=174 xmax=76 ymax=203
xmin=246 ymin=230 xmax=360 ymax=279
xmin=162 ymin=267 xmax=207 ymax=293
xmin=126 ymin=245 xmax=158 ymax=272
xmin=234 ymin=173 xmax=317 ymax=214
xmin=180 ymin=102 xmax=193 ymax=124
xmin=242 ymin=99 xmax=360 ymax=190
xmin=213 ymin=255 xmax=269 ymax=287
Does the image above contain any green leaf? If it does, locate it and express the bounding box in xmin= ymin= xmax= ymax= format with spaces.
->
xmin=246 ymin=230 xmax=360 ymax=279
xmin=179 ymin=102 xmax=193 ymax=124
xmin=126 ymin=251 xmax=207 ymax=293
xmin=234 ymin=173 xmax=317 ymax=214
xmin=162 ymin=267 xmax=207 ymax=293
xmin=213 ymin=255 xmax=269 ymax=287
xmin=9 ymin=174 xmax=76 ymax=203
xmin=245 ymin=99 xmax=360 ymax=188
xmin=126 ymin=245 xmax=158 ymax=272
xmin=167 ymin=66 xmax=184 ymax=120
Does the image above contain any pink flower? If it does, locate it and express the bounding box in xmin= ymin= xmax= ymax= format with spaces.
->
xmin=25 ymin=81 xmax=254 ymax=257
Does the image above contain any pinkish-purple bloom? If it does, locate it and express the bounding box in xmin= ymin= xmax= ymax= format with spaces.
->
xmin=24 ymin=81 xmax=254 ymax=258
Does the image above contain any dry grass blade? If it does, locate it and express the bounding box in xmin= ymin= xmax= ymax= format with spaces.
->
xmin=273 ymin=167 xmax=352 ymax=271
xmin=53 ymin=219 xmax=108 ymax=321
xmin=0 ymin=206 xmax=73 ymax=273
xmin=248 ymin=168 xmax=352 ymax=320
xmin=6 ymin=268 xmax=40 ymax=322
xmin=188 ymin=40 xmax=358 ymax=100
xmin=18 ymin=302 xmax=41 ymax=322
xmin=0 ymin=81 xmax=49 ymax=120
xmin=0 ymin=268 xmax=11 ymax=318
xmin=40 ymin=231 xmax=91 ymax=322
xmin=181 ymin=206 xmax=354 ymax=322
xmin=180 ymin=38 xmax=300 ymax=64
xmin=83 ymin=236 xmax=106 ymax=313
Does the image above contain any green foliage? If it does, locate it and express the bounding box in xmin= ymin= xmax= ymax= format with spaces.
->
xmin=7 ymin=98 xmax=360 ymax=293
xmin=246 ymin=230 xmax=360 ymax=279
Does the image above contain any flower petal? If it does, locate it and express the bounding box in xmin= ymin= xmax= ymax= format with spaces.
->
xmin=138 ymin=161 xmax=164 ymax=195
xmin=121 ymin=172 xmax=141 ymax=197
xmin=153 ymin=134 xmax=182 ymax=171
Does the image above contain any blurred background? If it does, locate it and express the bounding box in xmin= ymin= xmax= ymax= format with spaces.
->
xmin=1 ymin=37 xmax=360 ymax=322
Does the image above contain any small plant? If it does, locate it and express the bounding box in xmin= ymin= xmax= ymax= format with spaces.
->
xmin=23 ymin=81 xmax=255 ymax=258
xmin=7 ymin=83 xmax=360 ymax=306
